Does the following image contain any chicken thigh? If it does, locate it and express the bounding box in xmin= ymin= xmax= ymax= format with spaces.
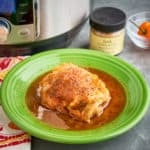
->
xmin=38 ymin=63 xmax=111 ymax=123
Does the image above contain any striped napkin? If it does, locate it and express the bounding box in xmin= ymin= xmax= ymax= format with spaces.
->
xmin=0 ymin=57 xmax=31 ymax=149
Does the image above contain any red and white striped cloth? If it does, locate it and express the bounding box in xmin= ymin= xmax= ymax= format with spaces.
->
xmin=0 ymin=57 xmax=31 ymax=150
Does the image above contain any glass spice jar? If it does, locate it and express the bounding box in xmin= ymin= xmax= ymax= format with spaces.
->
xmin=89 ymin=7 xmax=126 ymax=55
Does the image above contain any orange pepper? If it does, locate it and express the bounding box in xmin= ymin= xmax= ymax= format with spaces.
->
xmin=137 ymin=21 xmax=150 ymax=38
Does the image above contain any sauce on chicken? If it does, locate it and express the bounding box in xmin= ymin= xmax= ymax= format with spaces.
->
xmin=26 ymin=64 xmax=126 ymax=130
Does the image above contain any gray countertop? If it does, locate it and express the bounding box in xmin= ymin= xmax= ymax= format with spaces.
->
xmin=32 ymin=0 xmax=150 ymax=150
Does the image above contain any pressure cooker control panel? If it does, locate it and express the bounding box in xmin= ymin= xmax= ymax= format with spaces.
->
xmin=0 ymin=0 xmax=38 ymax=44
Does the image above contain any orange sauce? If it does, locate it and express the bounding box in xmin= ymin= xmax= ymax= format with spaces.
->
xmin=26 ymin=68 xmax=126 ymax=130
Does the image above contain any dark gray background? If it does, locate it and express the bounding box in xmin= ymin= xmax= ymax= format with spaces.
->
xmin=32 ymin=0 xmax=150 ymax=149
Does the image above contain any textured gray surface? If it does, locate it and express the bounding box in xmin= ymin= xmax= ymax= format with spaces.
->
xmin=32 ymin=0 xmax=150 ymax=150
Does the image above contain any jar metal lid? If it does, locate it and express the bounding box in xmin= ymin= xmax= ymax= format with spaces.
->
xmin=90 ymin=7 xmax=126 ymax=33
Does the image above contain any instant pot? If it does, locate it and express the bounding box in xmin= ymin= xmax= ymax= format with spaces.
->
xmin=0 ymin=0 xmax=91 ymax=56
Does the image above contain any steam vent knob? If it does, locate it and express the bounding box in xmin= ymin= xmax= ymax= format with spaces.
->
xmin=0 ymin=19 xmax=10 ymax=44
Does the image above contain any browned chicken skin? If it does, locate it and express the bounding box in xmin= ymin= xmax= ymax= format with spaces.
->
xmin=38 ymin=63 xmax=111 ymax=123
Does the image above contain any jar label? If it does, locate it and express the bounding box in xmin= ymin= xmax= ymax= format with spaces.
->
xmin=90 ymin=30 xmax=125 ymax=55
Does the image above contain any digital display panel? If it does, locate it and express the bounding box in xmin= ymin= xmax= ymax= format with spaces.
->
xmin=0 ymin=0 xmax=16 ymax=14
xmin=0 ymin=0 xmax=33 ymax=25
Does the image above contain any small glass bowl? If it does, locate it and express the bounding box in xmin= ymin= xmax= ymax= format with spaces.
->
xmin=126 ymin=11 xmax=150 ymax=49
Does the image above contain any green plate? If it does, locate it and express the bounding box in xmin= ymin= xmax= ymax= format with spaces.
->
xmin=0 ymin=49 xmax=149 ymax=144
